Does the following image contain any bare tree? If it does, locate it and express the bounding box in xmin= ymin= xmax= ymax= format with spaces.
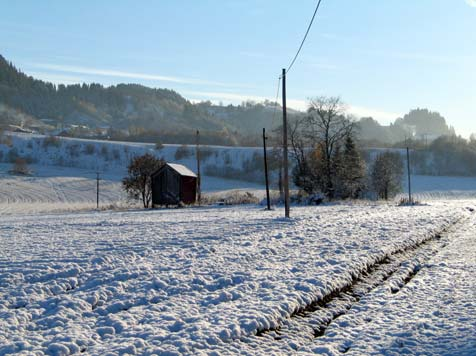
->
xmin=371 ymin=151 xmax=404 ymax=200
xmin=122 ymin=153 xmax=164 ymax=208
xmin=305 ymin=96 xmax=354 ymax=198
xmin=289 ymin=117 xmax=308 ymax=173
xmin=289 ymin=117 xmax=315 ymax=193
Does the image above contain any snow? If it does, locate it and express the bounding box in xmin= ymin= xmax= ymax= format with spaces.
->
xmin=0 ymin=163 xmax=264 ymax=215
xmin=1 ymin=132 xmax=264 ymax=175
xmin=1 ymin=132 xmax=476 ymax=355
xmin=165 ymin=163 xmax=197 ymax=177
xmin=0 ymin=164 xmax=125 ymax=215
xmin=303 ymin=209 xmax=476 ymax=355
xmin=1 ymin=201 xmax=474 ymax=355
xmin=0 ymin=132 xmax=268 ymax=213
xmin=401 ymin=175 xmax=476 ymax=200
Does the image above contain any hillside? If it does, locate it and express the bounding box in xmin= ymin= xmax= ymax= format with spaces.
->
xmin=0 ymin=55 xmax=288 ymax=145
xmin=0 ymin=55 xmax=456 ymax=146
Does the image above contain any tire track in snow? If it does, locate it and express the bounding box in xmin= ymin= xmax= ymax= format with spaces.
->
xmin=252 ymin=213 xmax=467 ymax=348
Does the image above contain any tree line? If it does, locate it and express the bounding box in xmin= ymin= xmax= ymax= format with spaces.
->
xmin=287 ymin=97 xmax=404 ymax=201
xmin=121 ymin=96 xmax=406 ymax=209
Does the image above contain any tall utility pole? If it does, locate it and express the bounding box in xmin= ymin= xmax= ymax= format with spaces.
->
xmin=406 ymin=146 xmax=412 ymax=204
xmin=96 ymin=172 xmax=100 ymax=209
xmin=196 ymin=130 xmax=201 ymax=205
xmin=262 ymin=128 xmax=271 ymax=210
xmin=282 ymin=68 xmax=290 ymax=218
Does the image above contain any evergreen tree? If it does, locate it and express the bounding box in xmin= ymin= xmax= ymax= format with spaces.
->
xmin=340 ymin=135 xmax=366 ymax=198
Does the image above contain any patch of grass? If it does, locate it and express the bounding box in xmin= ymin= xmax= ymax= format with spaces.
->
xmin=201 ymin=190 xmax=259 ymax=205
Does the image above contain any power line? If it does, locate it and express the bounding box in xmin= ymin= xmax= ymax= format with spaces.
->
xmin=271 ymin=76 xmax=281 ymax=126
xmin=286 ymin=0 xmax=324 ymax=74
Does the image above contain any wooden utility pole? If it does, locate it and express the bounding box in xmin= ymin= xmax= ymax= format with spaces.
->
xmin=263 ymin=128 xmax=271 ymax=210
xmin=278 ymin=168 xmax=283 ymax=200
xmin=282 ymin=68 xmax=290 ymax=218
xmin=96 ymin=172 xmax=100 ymax=209
xmin=196 ymin=130 xmax=201 ymax=205
xmin=406 ymin=146 xmax=412 ymax=204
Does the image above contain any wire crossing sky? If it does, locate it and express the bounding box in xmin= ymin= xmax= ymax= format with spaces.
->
xmin=285 ymin=0 xmax=324 ymax=74
xmin=0 ymin=0 xmax=475 ymax=136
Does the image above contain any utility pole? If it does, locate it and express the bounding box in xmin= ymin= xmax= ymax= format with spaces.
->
xmin=196 ymin=130 xmax=201 ymax=205
xmin=406 ymin=147 xmax=412 ymax=204
xmin=96 ymin=171 xmax=100 ymax=209
xmin=282 ymin=68 xmax=290 ymax=218
xmin=263 ymin=128 xmax=271 ymax=210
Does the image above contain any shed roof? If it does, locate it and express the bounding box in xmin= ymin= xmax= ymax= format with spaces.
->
xmin=166 ymin=163 xmax=197 ymax=177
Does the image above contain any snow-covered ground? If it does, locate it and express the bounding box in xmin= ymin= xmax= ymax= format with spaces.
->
xmin=402 ymin=175 xmax=476 ymax=200
xmin=0 ymin=164 xmax=125 ymax=215
xmin=1 ymin=132 xmax=475 ymax=355
xmin=324 ymin=215 xmax=476 ymax=355
xmin=0 ymin=132 xmax=269 ymax=214
xmin=1 ymin=201 xmax=474 ymax=355
xmin=2 ymin=132 xmax=476 ymax=215
xmin=0 ymin=132 xmax=264 ymax=180
xmin=0 ymin=163 xmax=264 ymax=215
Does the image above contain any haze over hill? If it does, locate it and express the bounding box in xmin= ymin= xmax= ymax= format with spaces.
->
xmin=0 ymin=55 xmax=457 ymax=146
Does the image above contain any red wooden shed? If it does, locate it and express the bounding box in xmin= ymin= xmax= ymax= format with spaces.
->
xmin=151 ymin=163 xmax=197 ymax=206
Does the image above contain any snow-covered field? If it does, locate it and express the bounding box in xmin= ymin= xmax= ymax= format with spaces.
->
xmin=0 ymin=163 xmax=264 ymax=215
xmin=1 ymin=132 xmax=476 ymax=355
xmin=2 ymin=132 xmax=476 ymax=215
xmin=0 ymin=132 xmax=268 ymax=214
xmin=324 ymin=216 xmax=476 ymax=355
xmin=401 ymin=175 xmax=476 ymax=200
xmin=0 ymin=164 xmax=125 ymax=215
xmin=1 ymin=201 xmax=475 ymax=355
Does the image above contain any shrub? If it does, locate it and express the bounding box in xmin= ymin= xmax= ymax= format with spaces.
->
xmin=112 ymin=148 xmax=121 ymax=161
xmin=43 ymin=136 xmax=61 ymax=149
xmin=174 ymin=144 xmax=191 ymax=160
xmin=203 ymin=164 xmax=262 ymax=183
xmin=241 ymin=152 xmax=262 ymax=172
xmin=0 ymin=135 xmax=13 ymax=147
xmin=100 ymin=145 xmax=109 ymax=159
xmin=199 ymin=146 xmax=214 ymax=161
xmin=201 ymin=191 xmax=259 ymax=205
xmin=83 ymin=143 xmax=96 ymax=155
xmin=155 ymin=141 xmax=164 ymax=150
xmin=398 ymin=197 xmax=420 ymax=206
xmin=67 ymin=144 xmax=80 ymax=157
xmin=7 ymin=148 xmax=19 ymax=163
xmin=223 ymin=152 xmax=232 ymax=165
xmin=10 ymin=157 xmax=31 ymax=175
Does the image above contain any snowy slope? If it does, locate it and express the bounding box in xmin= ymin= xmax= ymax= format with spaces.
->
xmin=0 ymin=201 xmax=472 ymax=355
xmin=0 ymin=132 xmax=264 ymax=178
xmin=0 ymin=164 xmax=125 ymax=215
xmin=302 ymin=211 xmax=476 ymax=355
xmin=0 ymin=163 xmax=265 ymax=215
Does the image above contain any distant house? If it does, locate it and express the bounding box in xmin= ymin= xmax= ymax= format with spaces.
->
xmin=151 ymin=163 xmax=197 ymax=206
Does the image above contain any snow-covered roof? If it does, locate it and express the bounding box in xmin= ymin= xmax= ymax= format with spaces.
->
xmin=167 ymin=163 xmax=197 ymax=177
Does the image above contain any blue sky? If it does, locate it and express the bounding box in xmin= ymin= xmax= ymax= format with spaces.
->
xmin=1 ymin=0 xmax=475 ymax=136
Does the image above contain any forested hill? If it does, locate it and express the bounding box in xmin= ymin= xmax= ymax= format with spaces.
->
xmin=0 ymin=54 xmax=457 ymax=146
xmin=0 ymin=55 xmax=289 ymax=145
